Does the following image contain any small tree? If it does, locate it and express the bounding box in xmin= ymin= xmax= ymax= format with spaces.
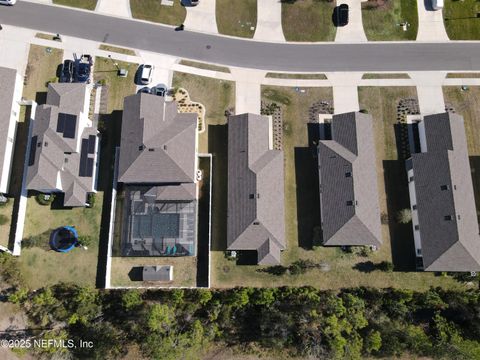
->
xmin=396 ymin=208 xmax=412 ymax=224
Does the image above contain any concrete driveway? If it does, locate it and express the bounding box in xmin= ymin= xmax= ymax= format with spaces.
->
xmin=335 ymin=0 xmax=367 ymax=43
xmin=95 ymin=0 xmax=132 ymax=18
xmin=416 ymin=0 xmax=449 ymax=41
xmin=184 ymin=0 xmax=218 ymax=34
xmin=409 ymin=71 xmax=447 ymax=114
xmin=254 ymin=0 xmax=285 ymax=42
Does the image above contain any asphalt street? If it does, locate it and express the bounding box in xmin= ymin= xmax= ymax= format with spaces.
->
xmin=1 ymin=1 xmax=479 ymax=72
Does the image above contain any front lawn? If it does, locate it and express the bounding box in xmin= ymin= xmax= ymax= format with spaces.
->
xmin=18 ymin=193 xmax=104 ymax=289
xmin=53 ymin=0 xmax=97 ymax=10
xmin=172 ymin=72 xmax=235 ymax=153
xmin=444 ymin=0 xmax=480 ymax=40
xmin=362 ymin=0 xmax=418 ymax=41
xmin=216 ymin=0 xmax=257 ymax=38
xmin=282 ymin=0 xmax=336 ymax=42
xmin=130 ymin=0 xmax=186 ymax=26
xmin=0 ymin=201 xmax=13 ymax=248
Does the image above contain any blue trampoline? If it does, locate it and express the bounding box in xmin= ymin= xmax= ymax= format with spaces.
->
xmin=50 ymin=226 xmax=79 ymax=253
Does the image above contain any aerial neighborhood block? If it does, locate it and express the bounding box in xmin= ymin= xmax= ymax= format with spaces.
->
xmin=406 ymin=113 xmax=480 ymax=272
xmin=0 ymin=67 xmax=22 ymax=196
xmin=318 ymin=112 xmax=382 ymax=247
xmin=26 ymin=83 xmax=99 ymax=207
xmin=227 ymin=113 xmax=285 ymax=265
xmin=117 ymin=93 xmax=198 ymax=258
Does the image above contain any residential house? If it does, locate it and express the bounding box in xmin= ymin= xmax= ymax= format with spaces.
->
xmin=406 ymin=112 xmax=480 ymax=271
xmin=0 ymin=67 xmax=23 ymax=195
xmin=26 ymin=83 xmax=99 ymax=207
xmin=118 ymin=93 xmax=198 ymax=257
xmin=317 ymin=112 xmax=382 ymax=247
xmin=227 ymin=113 xmax=285 ymax=265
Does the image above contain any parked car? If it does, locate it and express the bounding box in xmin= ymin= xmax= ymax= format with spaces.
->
xmin=139 ymin=64 xmax=154 ymax=85
xmin=151 ymin=84 xmax=167 ymax=97
xmin=75 ymin=55 xmax=93 ymax=83
xmin=432 ymin=0 xmax=443 ymax=10
xmin=137 ymin=87 xmax=152 ymax=94
xmin=60 ymin=60 xmax=74 ymax=83
xmin=334 ymin=4 xmax=349 ymax=27
xmin=0 ymin=0 xmax=17 ymax=5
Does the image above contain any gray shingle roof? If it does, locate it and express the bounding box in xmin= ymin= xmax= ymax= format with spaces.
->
xmin=227 ymin=113 xmax=285 ymax=264
xmin=118 ymin=94 xmax=197 ymax=184
xmin=409 ymin=112 xmax=480 ymax=271
xmin=26 ymin=83 xmax=98 ymax=207
xmin=0 ymin=67 xmax=18 ymax=193
xmin=318 ymin=112 xmax=382 ymax=246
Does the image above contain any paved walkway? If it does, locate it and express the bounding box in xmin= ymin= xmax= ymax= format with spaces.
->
xmin=416 ymin=0 xmax=449 ymax=42
xmin=409 ymin=71 xmax=447 ymax=114
xmin=184 ymin=0 xmax=218 ymax=34
xmin=254 ymin=0 xmax=285 ymax=42
xmin=230 ymin=68 xmax=266 ymax=114
xmin=95 ymin=0 xmax=132 ymax=18
xmin=327 ymin=72 xmax=363 ymax=113
xmin=335 ymin=0 xmax=367 ymax=43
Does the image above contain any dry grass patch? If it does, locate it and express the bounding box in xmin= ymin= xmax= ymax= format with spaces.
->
xmin=0 ymin=201 xmax=13 ymax=248
xmin=99 ymin=44 xmax=136 ymax=56
xmin=179 ymin=60 xmax=230 ymax=73
xmin=362 ymin=73 xmax=411 ymax=79
xmin=266 ymin=72 xmax=328 ymax=80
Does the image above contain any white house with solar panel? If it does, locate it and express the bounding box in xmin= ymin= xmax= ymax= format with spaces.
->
xmin=26 ymin=83 xmax=99 ymax=207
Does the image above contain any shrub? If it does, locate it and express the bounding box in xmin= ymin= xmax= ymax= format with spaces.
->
xmin=87 ymin=193 xmax=96 ymax=208
xmin=0 ymin=214 xmax=9 ymax=225
xmin=396 ymin=208 xmax=412 ymax=224
xmin=35 ymin=193 xmax=55 ymax=206
xmin=378 ymin=261 xmax=394 ymax=272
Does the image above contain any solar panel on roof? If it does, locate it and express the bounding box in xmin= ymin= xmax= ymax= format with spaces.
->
xmin=85 ymin=158 xmax=94 ymax=177
xmin=79 ymin=139 xmax=89 ymax=177
xmin=56 ymin=114 xmax=65 ymax=133
xmin=87 ymin=135 xmax=96 ymax=154
xmin=62 ymin=114 xmax=77 ymax=139
xmin=28 ymin=136 xmax=38 ymax=166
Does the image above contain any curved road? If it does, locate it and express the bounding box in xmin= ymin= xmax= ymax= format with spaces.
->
xmin=1 ymin=1 xmax=480 ymax=72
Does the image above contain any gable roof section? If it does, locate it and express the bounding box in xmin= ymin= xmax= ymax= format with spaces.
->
xmin=118 ymin=94 xmax=197 ymax=184
xmin=227 ymin=113 xmax=285 ymax=264
xmin=26 ymin=83 xmax=96 ymax=207
xmin=409 ymin=113 xmax=480 ymax=271
xmin=318 ymin=112 xmax=382 ymax=247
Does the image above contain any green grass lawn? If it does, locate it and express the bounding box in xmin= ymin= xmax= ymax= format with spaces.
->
xmin=282 ymin=0 xmax=336 ymax=42
xmin=179 ymin=60 xmax=231 ymax=73
xmin=130 ymin=0 xmax=186 ymax=26
xmin=172 ymin=72 xmax=235 ymax=153
xmin=210 ymin=85 xmax=462 ymax=291
xmin=23 ymin=45 xmax=63 ymax=103
xmin=216 ymin=0 xmax=257 ymax=38
xmin=53 ymin=0 xmax=97 ymax=10
xmin=99 ymin=45 xmax=136 ymax=56
xmin=0 ymin=201 xmax=13 ymax=248
xmin=19 ymin=193 xmax=104 ymax=289
xmin=266 ymin=72 xmax=327 ymax=80
xmin=362 ymin=73 xmax=411 ymax=79
xmin=362 ymin=0 xmax=418 ymax=41
xmin=444 ymin=0 xmax=480 ymax=40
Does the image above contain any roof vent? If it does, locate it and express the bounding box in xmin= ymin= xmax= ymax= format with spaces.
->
xmin=249 ymin=194 xmax=255 ymax=199
xmin=253 ymin=221 xmax=260 ymax=225
xmin=44 ymin=142 xmax=48 ymax=147
xmin=256 ymin=193 xmax=260 ymax=199
xmin=148 ymin=148 xmax=155 ymax=152
xmin=440 ymin=185 xmax=450 ymax=191
xmin=345 ymin=172 xmax=352 ymax=177
xmin=346 ymin=200 xmax=354 ymax=206
xmin=444 ymin=215 xmax=453 ymax=221
xmin=163 ymin=145 xmax=168 ymax=150
xmin=138 ymin=145 xmax=144 ymax=151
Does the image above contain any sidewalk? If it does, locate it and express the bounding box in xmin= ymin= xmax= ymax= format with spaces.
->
xmin=416 ymin=0 xmax=449 ymax=42
xmin=254 ymin=0 xmax=285 ymax=42
xmin=95 ymin=0 xmax=132 ymax=18
xmin=335 ymin=0 xmax=367 ymax=43
xmin=184 ymin=0 xmax=218 ymax=34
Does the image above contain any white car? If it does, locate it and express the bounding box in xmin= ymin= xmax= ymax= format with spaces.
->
xmin=432 ymin=0 xmax=443 ymax=10
xmin=0 ymin=0 xmax=17 ymax=5
xmin=139 ymin=64 xmax=154 ymax=85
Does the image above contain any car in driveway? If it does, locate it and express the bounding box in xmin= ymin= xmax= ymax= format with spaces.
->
xmin=137 ymin=87 xmax=152 ymax=94
xmin=334 ymin=4 xmax=349 ymax=27
xmin=151 ymin=84 xmax=168 ymax=97
xmin=139 ymin=64 xmax=154 ymax=85
xmin=432 ymin=0 xmax=443 ymax=10
xmin=0 ymin=0 xmax=17 ymax=5
xmin=75 ymin=55 xmax=92 ymax=83
xmin=60 ymin=60 xmax=74 ymax=83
